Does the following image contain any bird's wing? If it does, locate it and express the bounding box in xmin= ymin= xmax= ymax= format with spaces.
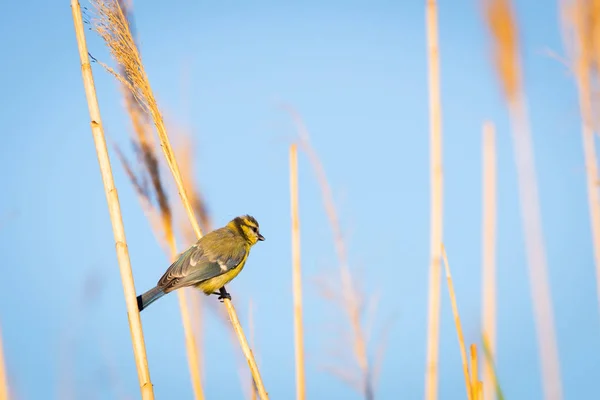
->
xmin=157 ymin=233 xmax=247 ymax=292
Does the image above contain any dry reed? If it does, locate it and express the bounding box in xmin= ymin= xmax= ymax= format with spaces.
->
xmin=425 ymin=1 xmax=444 ymax=399
xmin=484 ymin=0 xmax=562 ymax=398
xmin=284 ymin=105 xmax=386 ymax=400
xmin=0 ymin=325 xmax=8 ymax=400
xmin=88 ymin=1 xmax=268 ymax=397
xmin=481 ymin=121 xmax=497 ymax=400
xmin=289 ymin=144 xmax=306 ymax=400
xmin=70 ymin=1 xmax=154 ymax=398
xmin=559 ymin=0 xmax=600 ymax=321
xmin=440 ymin=245 xmax=472 ymax=400
xmin=249 ymin=300 xmax=258 ymax=400
xmin=167 ymin=247 xmax=204 ymax=400
xmin=469 ymin=344 xmax=482 ymax=400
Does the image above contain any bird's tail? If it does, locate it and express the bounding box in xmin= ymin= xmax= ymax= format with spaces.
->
xmin=137 ymin=286 xmax=165 ymax=312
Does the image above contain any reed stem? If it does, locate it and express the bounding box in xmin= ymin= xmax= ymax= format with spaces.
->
xmin=441 ymin=245 xmax=472 ymax=400
xmin=171 ymin=257 xmax=203 ymax=400
xmin=289 ymin=144 xmax=306 ymax=400
xmin=481 ymin=121 xmax=497 ymax=400
xmin=425 ymin=1 xmax=443 ymax=399
xmin=70 ymin=1 xmax=154 ymax=397
xmin=470 ymin=344 xmax=479 ymax=400
xmin=0 ymin=325 xmax=8 ymax=400
xmin=484 ymin=1 xmax=562 ymax=397
xmin=508 ymin=96 xmax=562 ymax=400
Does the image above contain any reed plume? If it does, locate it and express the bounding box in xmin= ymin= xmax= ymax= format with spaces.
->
xmin=107 ymin=3 xmax=204 ymax=396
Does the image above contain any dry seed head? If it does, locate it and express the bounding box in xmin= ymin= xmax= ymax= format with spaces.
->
xmin=484 ymin=0 xmax=521 ymax=101
xmin=90 ymin=0 xmax=158 ymax=122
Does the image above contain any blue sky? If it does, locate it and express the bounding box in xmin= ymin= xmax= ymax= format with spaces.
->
xmin=0 ymin=0 xmax=598 ymax=399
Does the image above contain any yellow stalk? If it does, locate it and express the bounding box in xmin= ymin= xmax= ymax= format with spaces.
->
xmin=484 ymin=0 xmax=562 ymax=398
xmin=441 ymin=245 xmax=472 ymax=400
xmin=0 ymin=325 xmax=8 ymax=400
xmin=70 ymin=1 xmax=154 ymax=398
xmin=481 ymin=121 xmax=497 ymax=400
xmin=172 ymin=263 xmax=204 ymax=399
xmin=289 ymin=144 xmax=306 ymax=400
xmin=425 ymin=1 xmax=443 ymax=399
xmin=188 ymin=289 xmax=205 ymax=385
xmin=249 ymin=300 xmax=257 ymax=400
xmin=470 ymin=344 xmax=479 ymax=400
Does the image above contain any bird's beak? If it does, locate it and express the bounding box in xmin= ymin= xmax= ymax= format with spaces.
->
xmin=258 ymin=233 xmax=265 ymax=241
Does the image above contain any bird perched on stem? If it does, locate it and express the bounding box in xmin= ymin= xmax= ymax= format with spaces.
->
xmin=137 ymin=215 xmax=265 ymax=311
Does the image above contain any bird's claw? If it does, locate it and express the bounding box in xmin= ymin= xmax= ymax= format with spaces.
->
xmin=218 ymin=292 xmax=231 ymax=302
xmin=217 ymin=288 xmax=232 ymax=302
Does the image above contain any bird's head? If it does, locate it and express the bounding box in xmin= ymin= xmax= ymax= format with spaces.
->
xmin=228 ymin=215 xmax=265 ymax=245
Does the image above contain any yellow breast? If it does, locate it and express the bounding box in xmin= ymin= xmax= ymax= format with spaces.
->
xmin=195 ymin=251 xmax=249 ymax=294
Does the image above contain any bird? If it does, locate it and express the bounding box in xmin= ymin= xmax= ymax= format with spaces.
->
xmin=137 ymin=214 xmax=265 ymax=311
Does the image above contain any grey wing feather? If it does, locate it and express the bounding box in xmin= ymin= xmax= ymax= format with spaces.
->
xmin=156 ymin=244 xmax=204 ymax=291
xmin=157 ymin=231 xmax=246 ymax=293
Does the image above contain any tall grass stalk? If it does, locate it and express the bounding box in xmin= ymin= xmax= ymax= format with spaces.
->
xmin=289 ymin=144 xmax=306 ymax=400
xmin=484 ymin=0 xmax=562 ymax=398
xmin=89 ymin=1 xmax=268 ymax=397
xmin=440 ymin=245 xmax=472 ymax=400
xmin=481 ymin=121 xmax=497 ymax=400
xmin=0 ymin=325 xmax=8 ymax=400
xmin=170 ymin=253 xmax=204 ymax=400
xmin=560 ymin=0 xmax=600 ymax=322
xmin=425 ymin=1 xmax=444 ymax=399
xmin=70 ymin=1 xmax=154 ymax=398
xmin=249 ymin=300 xmax=258 ymax=400
xmin=284 ymin=106 xmax=383 ymax=400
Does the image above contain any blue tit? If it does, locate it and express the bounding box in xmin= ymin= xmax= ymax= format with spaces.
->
xmin=137 ymin=215 xmax=265 ymax=311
